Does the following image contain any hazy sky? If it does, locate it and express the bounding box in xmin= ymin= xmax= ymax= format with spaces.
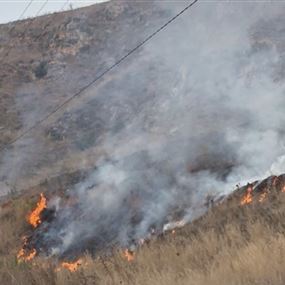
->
xmin=0 ymin=0 xmax=108 ymax=24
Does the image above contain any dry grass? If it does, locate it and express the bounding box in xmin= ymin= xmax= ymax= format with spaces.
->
xmin=1 ymin=189 xmax=285 ymax=285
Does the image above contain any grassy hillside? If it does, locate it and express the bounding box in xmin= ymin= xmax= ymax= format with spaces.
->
xmin=0 ymin=0 xmax=170 ymax=196
xmin=1 ymin=1 xmax=285 ymax=284
xmin=1 ymin=180 xmax=285 ymax=285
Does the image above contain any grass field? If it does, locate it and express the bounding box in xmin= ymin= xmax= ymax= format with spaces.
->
xmin=1 ymin=185 xmax=285 ymax=285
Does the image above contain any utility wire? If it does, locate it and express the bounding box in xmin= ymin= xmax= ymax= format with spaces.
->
xmin=0 ymin=0 xmax=49 ymax=62
xmin=2 ymin=0 xmax=34 ymax=38
xmin=35 ymin=0 xmax=49 ymax=17
xmin=60 ymin=0 xmax=70 ymax=11
xmin=0 ymin=0 xmax=199 ymax=152
xmin=1 ymin=0 xmax=71 ymax=62
xmin=31 ymin=0 xmax=69 ymax=43
xmin=18 ymin=0 xmax=34 ymax=21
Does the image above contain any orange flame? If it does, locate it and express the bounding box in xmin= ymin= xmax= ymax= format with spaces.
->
xmin=61 ymin=259 xmax=82 ymax=272
xmin=124 ymin=249 xmax=135 ymax=262
xmin=282 ymin=186 xmax=285 ymax=193
xmin=28 ymin=193 xmax=47 ymax=228
xmin=17 ymin=248 xmax=25 ymax=259
xmin=22 ymin=249 xmax=36 ymax=261
xmin=258 ymin=192 xmax=267 ymax=203
xmin=241 ymin=186 xmax=253 ymax=205
xmin=17 ymin=194 xmax=47 ymax=263
xmin=17 ymin=237 xmax=37 ymax=262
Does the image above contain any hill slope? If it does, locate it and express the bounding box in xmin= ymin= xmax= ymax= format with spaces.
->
xmin=0 ymin=0 xmax=171 ymax=196
xmin=1 ymin=1 xmax=285 ymax=284
xmin=1 ymin=175 xmax=285 ymax=284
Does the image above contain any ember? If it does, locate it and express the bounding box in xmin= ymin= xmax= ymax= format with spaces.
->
xmin=61 ymin=259 xmax=83 ymax=272
xmin=28 ymin=193 xmax=47 ymax=228
xmin=124 ymin=249 xmax=135 ymax=262
xmin=241 ymin=186 xmax=253 ymax=205
xmin=17 ymin=237 xmax=37 ymax=262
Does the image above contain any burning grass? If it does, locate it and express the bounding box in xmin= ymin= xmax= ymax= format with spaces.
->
xmin=59 ymin=259 xmax=83 ymax=272
xmin=2 ymin=181 xmax=285 ymax=284
xmin=123 ymin=249 xmax=135 ymax=262
xmin=27 ymin=193 xmax=47 ymax=228
xmin=240 ymin=185 xmax=253 ymax=205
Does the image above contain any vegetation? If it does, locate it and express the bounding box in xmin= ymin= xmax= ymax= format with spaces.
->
xmin=1 ymin=187 xmax=285 ymax=285
xmin=34 ymin=61 xmax=48 ymax=79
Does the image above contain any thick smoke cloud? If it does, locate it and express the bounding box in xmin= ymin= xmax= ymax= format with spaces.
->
xmin=22 ymin=2 xmax=285 ymax=257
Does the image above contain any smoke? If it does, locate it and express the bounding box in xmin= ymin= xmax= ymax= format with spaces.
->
xmin=18 ymin=1 xmax=285 ymax=257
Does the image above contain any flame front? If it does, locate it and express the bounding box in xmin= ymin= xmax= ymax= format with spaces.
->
xmin=61 ymin=259 xmax=82 ymax=272
xmin=124 ymin=249 xmax=135 ymax=262
xmin=18 ymin=248 xmax=36 ymax=261
xmin=241 ymin=186 xmax=253 ymax=205
xmin=17 ymin=237 xmax=37 ymax=262
xmin=28 ymin=193 xmax=47 ymax=228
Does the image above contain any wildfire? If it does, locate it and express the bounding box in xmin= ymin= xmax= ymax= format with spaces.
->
xmin=60 ymin=259 xmax=83 ymax=272
xmin=19 ymin=248 xmax=37 ymax=262
xmin=258 ymin=192 xmax=267 ymax=203
xmin=241 ymin=186 xmax=253 ymax=205
xmin=17 ymin=194 xmax=47 ymax=263
xmin=123 ymin=249 xmax=135 ymax=262
xmin=17 ymin=237 xmax=37 ymax=262
xmin=28 ymin=193 xmax=47 ymax=228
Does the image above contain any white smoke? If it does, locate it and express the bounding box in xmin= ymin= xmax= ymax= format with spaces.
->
xmin=24 ymin=1 xmax=285 ymax=257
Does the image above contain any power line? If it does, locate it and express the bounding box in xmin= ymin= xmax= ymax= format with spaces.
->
xmin=2 ymin=0 xmax=34 ymax=39
xmin=0 ymin=0 xmax=49 ymax=62
xmin=0 ymin=0 xmax=199 ymax=152
xmin=35 ymin=0 xmax=49 ymax=17
xmin=61 ymin=0 xmax=70 ymax=11
xmin=18 ymin=0 xmax=34 ymax=21
xmin=31 ymin=0 xmax=68 ymax=43
xmin=22 ymin=0 xmax=50 ymax=35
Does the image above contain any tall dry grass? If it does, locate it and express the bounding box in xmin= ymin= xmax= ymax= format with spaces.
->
xmin=1 ymin=189 xmax=285 ymax=285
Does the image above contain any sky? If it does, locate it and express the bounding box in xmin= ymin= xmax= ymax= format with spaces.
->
xmin=0 ymin=0 xmax=109 ymax=24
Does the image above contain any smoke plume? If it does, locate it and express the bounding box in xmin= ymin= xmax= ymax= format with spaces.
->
xmin=11 ymin=2 xmax=285 ymax=258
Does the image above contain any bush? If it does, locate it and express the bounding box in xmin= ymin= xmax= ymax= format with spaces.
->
xmin=34 ymin=61 xmax=48 ymax=79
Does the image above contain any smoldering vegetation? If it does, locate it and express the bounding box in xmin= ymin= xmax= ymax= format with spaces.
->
xmin=17 ymin=2 xmax=285 ymax=259
xmin=3 ymin=175 xmax=285 ymax=285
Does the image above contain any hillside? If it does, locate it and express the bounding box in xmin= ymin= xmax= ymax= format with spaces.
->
xmin=1 ymin=174 xmax=285 ymax=284
xmin=1 ymin=0 xmax=285 ymax=284
xmin=0 ymin=0 xmax=171 ymax=196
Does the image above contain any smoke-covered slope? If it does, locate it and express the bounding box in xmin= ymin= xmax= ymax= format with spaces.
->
xmin=0 ymin=0 xmax=172 ymax=194
xmin=1 ymin=1 xmax=284 ymax=199
xmin=1 ymin=0 xmax=285 ymax=274
xmin=2 ymin=172 xmax=285 ymax=285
